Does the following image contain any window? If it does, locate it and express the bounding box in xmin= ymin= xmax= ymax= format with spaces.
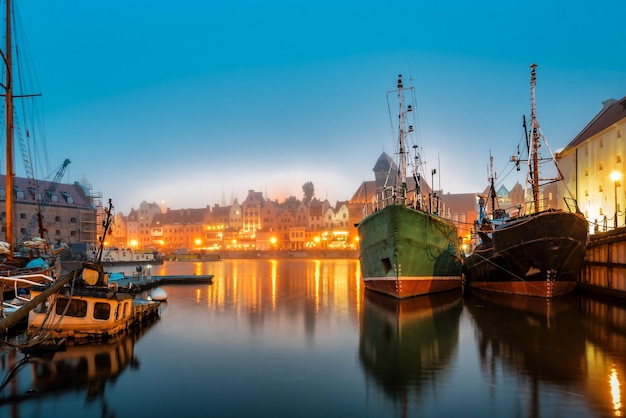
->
xmin=56 ymin=298 xmax=87 ymax=317
xmin=599 ymin=162 xmax=603 ymax=171
xmin=60 ymin=192 xmax=74 ymax=204
xmin=15 ymin=189 xmax=24 ymax=199
xmin=618 ymin=154 xmax=622 ymax=164
xmin=50 ymin=194 xmax=58 ymax=203
xmin=0 ymin=188 xmax=4 ymax=198
xmin=599 ymin=184 xmax=604 ymax=192
xmin=94 ymin=302 xmax=111 ymax=320
xmin=70 ymin=217 xmax=77 ymax=223
xmin=55 ymin=230 xmax=60 ymax=235
xmin=55 ymin=216 xmax=61 ymax=222
xmin=19 ymin=213 xmax=26 ymax=219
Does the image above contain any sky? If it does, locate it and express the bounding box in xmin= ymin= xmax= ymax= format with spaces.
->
xmin=3 ymin=0 xmax=626 ymax=215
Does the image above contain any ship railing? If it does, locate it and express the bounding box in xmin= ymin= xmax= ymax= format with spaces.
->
xmin=363 ymin=186 xmax=452 ymax=220
xmin=518 ymin=196 xmax=569 ymax=217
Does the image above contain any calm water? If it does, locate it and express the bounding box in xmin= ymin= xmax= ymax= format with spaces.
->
xmin=1 ymin=258 xmax=625 ymax=418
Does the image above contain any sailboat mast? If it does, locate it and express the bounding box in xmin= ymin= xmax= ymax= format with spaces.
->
xmin=5 ymin=0 xmax=14 ymax=254
xmin=397 ymin=74 xmax=407 ymax=202
xmin=529 ymin=63 xmax=540 ymax=213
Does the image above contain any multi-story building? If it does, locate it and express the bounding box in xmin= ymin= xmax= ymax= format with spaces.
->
xmin=558 ymin=96 xmax=626 ymax=232
xmin=151 ymin=207 xmax=210 ymax=253
xmin=242 ymin=190 xmax=264 ymax=233
xmin=0 ymin=175 xmax=97 ymax=249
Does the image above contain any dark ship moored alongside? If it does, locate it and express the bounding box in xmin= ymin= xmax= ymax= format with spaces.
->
xmin=462 ymin=64 xmax=589 ymax=298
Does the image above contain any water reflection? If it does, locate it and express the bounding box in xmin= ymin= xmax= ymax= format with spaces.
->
xmin=359 ymin=290 xmax=463 ymax=405
xmin=151 ymin=259 xmax=363 ymax=318
xmin=0 ymin=312 xmax=159 ymax=415
xmin=464 ymin=290 xmax=626 ymax=418
xmin=6 ymin=260 xmax=626 ymax=418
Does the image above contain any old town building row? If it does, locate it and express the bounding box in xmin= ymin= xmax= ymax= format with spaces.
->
xmin=0 ymin=94 xmax=623 ymax=253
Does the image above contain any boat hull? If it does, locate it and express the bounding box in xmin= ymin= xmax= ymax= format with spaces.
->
xmin=463 ymin=210 xmax=588 ymax=297
xmin=27 ymin=287 xmax=160 ymax=342
xmin=357 ymin=205 xmax=462 ymax=299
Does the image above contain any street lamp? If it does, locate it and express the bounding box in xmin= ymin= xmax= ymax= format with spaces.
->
xmin=610 ymin=171 xmax=622 ymax=229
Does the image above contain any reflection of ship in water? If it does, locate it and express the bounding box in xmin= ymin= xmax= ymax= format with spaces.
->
xmin=0 ymin=312 xmax=159 ymax=412
xmin=465 ymin=291 xmax=586 ymax=381
xmin=359 ymin=290 xmax=462 ymax=406
xmin=464 ymin=290 xmax=592 ymax=417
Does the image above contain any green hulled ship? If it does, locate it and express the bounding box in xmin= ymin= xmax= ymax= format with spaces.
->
xmin=356 ymin=75 xmax=462 ymax=299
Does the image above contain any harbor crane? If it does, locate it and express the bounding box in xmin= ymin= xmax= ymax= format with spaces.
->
xmin=20 ymin=158 xmax=71 ymax=242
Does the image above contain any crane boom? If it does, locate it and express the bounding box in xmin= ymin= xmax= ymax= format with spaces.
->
xmin=20 ymin=158 xmax=71 ymax=242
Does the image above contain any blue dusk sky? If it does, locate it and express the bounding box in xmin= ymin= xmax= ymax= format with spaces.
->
xmin=5 ymin=0 xmax=626 ymax=214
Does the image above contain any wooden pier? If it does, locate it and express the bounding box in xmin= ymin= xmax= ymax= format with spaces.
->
xmin=578 ymin=227 xmax=626 ymax=299
xmin=112 ymin=274 xmax=214 ymax=292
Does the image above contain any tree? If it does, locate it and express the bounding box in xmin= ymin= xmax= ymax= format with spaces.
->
xmin=281 ymin=196 xmax=300 ymax=214
xmin=302 ymin=181 xmax=315 ymax=204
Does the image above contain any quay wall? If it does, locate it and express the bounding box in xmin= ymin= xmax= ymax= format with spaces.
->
xmin=579 ymin=228 xmax=626 ymax=299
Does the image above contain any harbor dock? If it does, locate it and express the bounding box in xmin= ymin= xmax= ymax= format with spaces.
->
xmin=111 ymin=273 xmax=214 ymax=292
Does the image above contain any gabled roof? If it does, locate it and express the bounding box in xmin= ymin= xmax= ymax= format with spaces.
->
xmin=0 ymin=174 xmax=93 ymax=209
xmin=152 ymin=208 xmax=208 ymax=226
xmin=562 ymin=96 xmax=626 ymax=153
xmin=350 ymin=180 xmax=376 ymax=204
xmin=373 ymin=152 xmax=395 ymax=172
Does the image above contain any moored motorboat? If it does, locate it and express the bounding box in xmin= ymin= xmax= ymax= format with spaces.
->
xmin=26 ymin=200 xmax=161 ymax=343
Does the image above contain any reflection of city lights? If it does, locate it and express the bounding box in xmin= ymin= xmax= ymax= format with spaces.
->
xmin=610 ymin=366 xmax=622 ymax=416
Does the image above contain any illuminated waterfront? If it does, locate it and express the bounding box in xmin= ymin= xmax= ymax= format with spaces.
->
xmin=1 ymin=259 xmax=625 ymax=418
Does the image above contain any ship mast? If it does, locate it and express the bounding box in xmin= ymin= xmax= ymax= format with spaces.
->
xmin=529 ymin=63 xmax=540 ymax=213
xmin=397 ymin=74 xmax=407 ymax=204
xmin=4 ymin=0 xmax=15 ymax=255
xmin=488 ymin=151 xmax=497 ymax=215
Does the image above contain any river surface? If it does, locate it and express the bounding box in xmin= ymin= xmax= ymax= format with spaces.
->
xmin=1 ymin=259 xmax=625 ymax=418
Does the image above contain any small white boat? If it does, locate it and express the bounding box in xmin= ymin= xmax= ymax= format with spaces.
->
xmin=150 ymin=287 xmax=168 ymax=301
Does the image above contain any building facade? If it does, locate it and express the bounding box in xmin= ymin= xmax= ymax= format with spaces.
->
xmin=558 ymin=97 xmax=626 ymax=232
xmin=0 ymin=175 xmax=97 ymax=249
